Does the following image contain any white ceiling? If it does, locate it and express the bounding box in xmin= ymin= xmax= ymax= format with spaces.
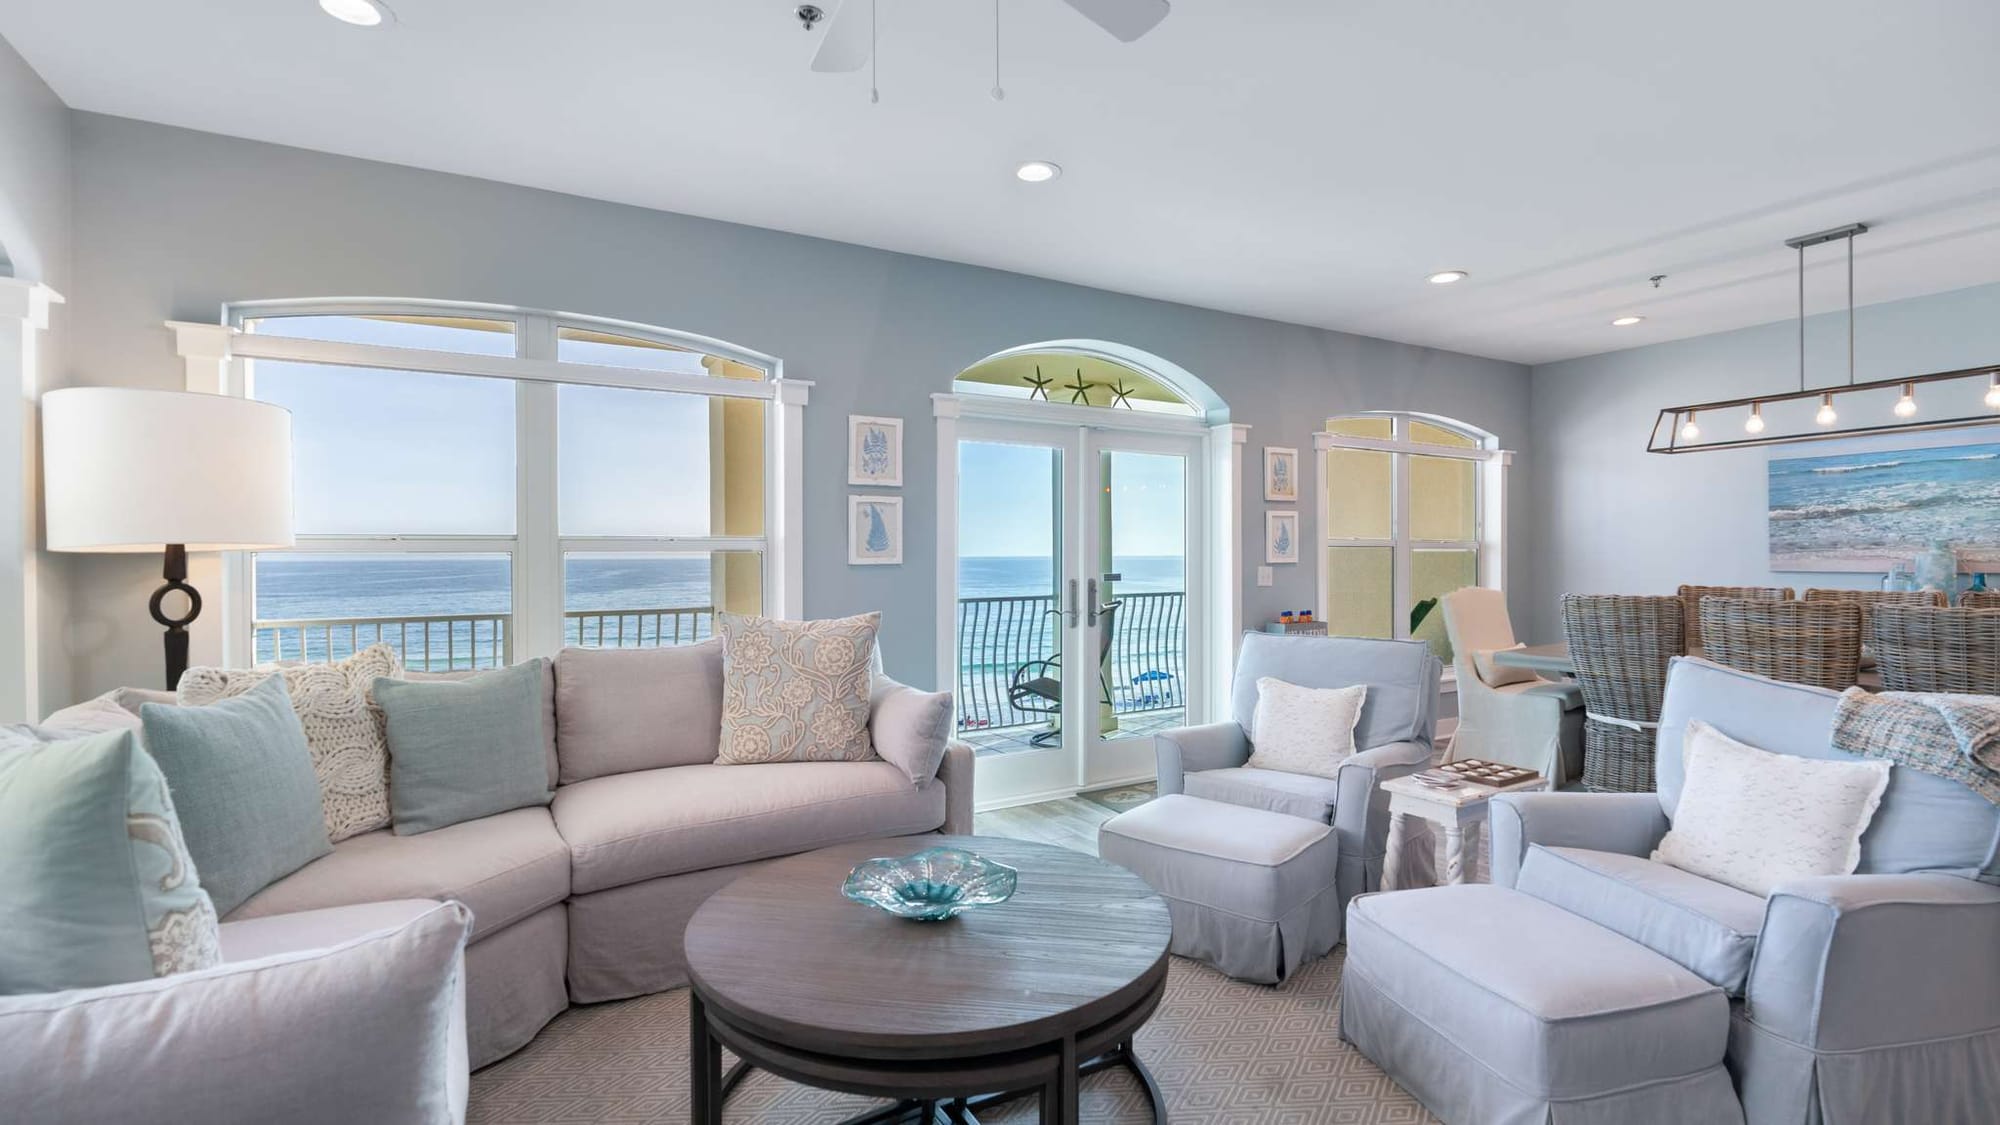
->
xmin=7 ymin=0 xmax=2000 ymax=365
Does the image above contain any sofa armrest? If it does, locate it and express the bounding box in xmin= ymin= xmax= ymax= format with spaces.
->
xmin=1153 ymin=721 xmax=1250 ymax=795
xmin=1747 ymin=872 xmax=2000 ymax=1051
xmin=1331 ymin=739 xmax=1433 ymax=872
xmin=1487 ymin=792 xmax=1669 ymax=889
xmin=0 ymin=899 xmax=472 ymax=1125
xmin=937 ymin=740 xmax=975 ymax=835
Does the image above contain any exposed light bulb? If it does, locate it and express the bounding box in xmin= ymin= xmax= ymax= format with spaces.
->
xmin=1679 ymin=411 xmax=1701 ymax=441
xmin=1893 ymin=383 xmax=1918 ymax=418
xmin=1986 ymin=373 xmax=2000 ymax=409
xmin=1744 ymin=403 xmax=1766 ymax=434
xmin=1815 ymin=394 xmax=1838 ymax=426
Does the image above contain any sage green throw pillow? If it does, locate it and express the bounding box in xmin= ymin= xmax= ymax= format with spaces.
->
xmin=0 ymin=730 xmax=222 ymax=994
xmin=376 ymin=658 xmax=552 ymax=836
xmin=140 ymin=676 xmax=333 ymax=917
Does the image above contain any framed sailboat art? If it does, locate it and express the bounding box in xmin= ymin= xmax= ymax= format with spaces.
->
xmin=849 ymin=495 xmax=904 ymax=565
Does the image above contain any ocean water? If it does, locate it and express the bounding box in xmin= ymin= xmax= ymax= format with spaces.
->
xmin=1768 ymin=443 xmax=2000 ymax=568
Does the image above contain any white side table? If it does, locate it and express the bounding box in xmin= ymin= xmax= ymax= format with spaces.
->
xmin=1380 ymin=774 xmax=1547 ymax=890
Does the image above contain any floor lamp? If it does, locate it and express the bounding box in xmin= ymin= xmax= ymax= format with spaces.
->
xmin=42 ymin=387 xmax=294 ymax=689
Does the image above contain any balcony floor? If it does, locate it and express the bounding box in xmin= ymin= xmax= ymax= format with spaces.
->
xmin=960 ymin=707 xmax=1186 ymax=757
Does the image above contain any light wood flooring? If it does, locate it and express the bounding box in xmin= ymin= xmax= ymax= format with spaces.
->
xmin=974 ymin=794 xmax=1124 ymax=855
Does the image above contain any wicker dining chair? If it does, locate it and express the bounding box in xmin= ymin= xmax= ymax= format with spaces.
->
xmin=1700 ymin=597 xmax=1863 ymax=690
xmin=1560 ymin=594 xmax=1684 ymax=793
xmin=1801 ymin=587 xmax=1947 ymax=635
xmin=1676 ymin=584 xmax=1793 ymax=652
xmin=1870 ymin=605 xmax=2000 ymax=694
xmin=1961 ymin=589 xmax=2000 ymax=610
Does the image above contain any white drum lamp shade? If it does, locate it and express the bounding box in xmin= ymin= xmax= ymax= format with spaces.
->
xmin=42 ymin=387 xmax=294 ymax=552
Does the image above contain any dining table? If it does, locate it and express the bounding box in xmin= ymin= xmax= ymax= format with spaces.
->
xmin=1490 ymin=642 xmax=1883 ymax=691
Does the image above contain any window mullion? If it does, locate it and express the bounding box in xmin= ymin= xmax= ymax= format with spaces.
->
xmin=1392 ymin=451 xmax=1413 ymax=639
xmin=516 ymin=314 xmax=562 ymax=659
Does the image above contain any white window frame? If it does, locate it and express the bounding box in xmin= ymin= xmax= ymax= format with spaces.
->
xmin=168 ymin=299 xmax=807 ymax=669
xmin=1314 ymin=412 xmax=1511 ymax=686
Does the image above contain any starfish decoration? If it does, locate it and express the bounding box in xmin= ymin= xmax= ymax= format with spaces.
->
xmin=1065 ymin=369 xmax=1096 ymax=405
xmin=1023 ymin=365 xmax=1053 ymax=402
xmin=1107 ymin=379 xmax=1137 ymax=409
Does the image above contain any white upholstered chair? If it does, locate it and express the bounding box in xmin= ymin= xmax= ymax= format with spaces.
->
xmin=1440 ymin=587 xmax=1583 ymax=787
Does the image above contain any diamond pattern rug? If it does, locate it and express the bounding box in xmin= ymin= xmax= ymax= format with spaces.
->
xmin=469 ymin=948 xmax=1439 ymax=1124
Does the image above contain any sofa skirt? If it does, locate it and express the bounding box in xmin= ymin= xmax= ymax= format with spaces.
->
xmin=566 ymin=858 xmax=788 ymax=1004
xmin=1729 ymin=1006 xmax=2000 ymax=1125
xmin=468 ymin=903 xmax=569 ymax=1069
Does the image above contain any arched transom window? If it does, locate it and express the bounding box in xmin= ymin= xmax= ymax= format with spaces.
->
xmin=1316 ymin=412 xmax=1508 ymax=663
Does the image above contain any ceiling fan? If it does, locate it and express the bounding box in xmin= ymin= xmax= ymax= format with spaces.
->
xmin=796 ymin=0 xmax=1171 ymax=73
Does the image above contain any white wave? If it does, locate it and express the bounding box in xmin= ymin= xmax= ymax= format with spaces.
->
xmin=1809 ymin=460 xmax=1905 ymax=475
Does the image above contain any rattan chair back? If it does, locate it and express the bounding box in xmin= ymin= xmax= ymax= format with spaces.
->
xmin=1560 ymin=594 xmax=1684 ymax=793
xmin=1960 ymin=590 xmax=2000 ymax=610
xmin=1676 ymin=584 xmax=1793 ymax=652
xmin=1699 ymin=597 xmax=1862 ymax=690
xmin=1801 ymin=587 xmax=1946 ymax=635
xmin=1870 ymin=605 xmax=2000 ymax=694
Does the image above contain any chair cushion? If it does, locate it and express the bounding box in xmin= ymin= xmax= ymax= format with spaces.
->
xmin=1184 ymin=766 xmax=1340 ymax=823
xmin=226 ymin=807 xmax=569 ymax=940
xmin=1344 ymin=884 xmax=1729 ymax=1099
xmin=1494 ymin=679 xmax=1585 ymax=711
xmin=1515 ymin=845 xmax=1765 ymax=994
xmin=1098 ymin=794 xmax=1337 ymax=922
xmin=554 ymin=761 xmax=947 ymax=894
xmin=553 ymin=642 xmax=724 ymax=783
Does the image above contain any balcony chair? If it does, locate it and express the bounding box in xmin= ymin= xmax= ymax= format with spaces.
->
xmin=1699 ymin=596 xmax=1863 ymax=690
xmin=1870 ymin=604 xmax=2000 ymax=694
xmin=1008 ymin=599 xmax=1119 ymax=747
xmin=1561 ymin=593 xmax=1684 ymax=792
xmin=1155 ymin=632 xmax=1442 ymax=911
xmin=1440 ymin=587 xmax=1583 ymax=787
xmin=1487 ymin=656 xmax=2000 ymax=1125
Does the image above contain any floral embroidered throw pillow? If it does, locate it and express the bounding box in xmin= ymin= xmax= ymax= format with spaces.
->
xmin=717 ymin=613 xmax=880 ymax=764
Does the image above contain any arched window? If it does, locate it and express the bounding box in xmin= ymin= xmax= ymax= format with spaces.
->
xmin=176 ymin=299 xmax=799 ymax=671
xmin=953 ymin=347 xmax=1206 ymax=417
xmin=1316 ymin=412 xmax=1508 ymax=663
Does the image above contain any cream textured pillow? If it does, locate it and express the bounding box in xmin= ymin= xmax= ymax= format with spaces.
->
xmin=717 ymin=613 xmax=880 ymax=764
xmin=1245 ymin=677 xmax=1368 ymax=780
xmin=177 ymin=644 xmax=402 ymax=842
xmin=1472 ymin=644 xmax=1537 ymax=688
xmin=1653 ymin=720 xmax=1892 ymax=896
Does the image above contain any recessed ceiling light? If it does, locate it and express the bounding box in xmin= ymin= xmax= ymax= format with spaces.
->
xmin=319 ymin=0 xmax=388 ymax=27
xmin=1611 ymin=315 xmax=1645 ymax=327
xmin=1015 ymin=161 xmax=1061 ymax=184
xmin=1426 ymin=270 xmax=1468 ymax=285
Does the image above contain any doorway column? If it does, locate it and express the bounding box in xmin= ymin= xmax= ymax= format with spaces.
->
xmin=1207 ymin=422 xmax=1248 ymax=720
xmin=0 ymin=279 xmax=62 ymax=721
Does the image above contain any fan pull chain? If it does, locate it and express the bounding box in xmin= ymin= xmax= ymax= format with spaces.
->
xmin=870 ymin=0 xmax=879 ymax=104
xmin=991 ymin=0 xmax=1005 ymax=101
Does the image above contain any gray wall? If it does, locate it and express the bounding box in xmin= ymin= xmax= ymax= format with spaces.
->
xmin=57 ymin=112 xmax=1531 ymax=703
xmin=1527 ymin=281 xmax=2000 ymax=642
xmin=0 ymin=35 xmax=71 ymax=719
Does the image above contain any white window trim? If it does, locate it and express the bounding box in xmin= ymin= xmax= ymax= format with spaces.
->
xmin=1313 ymin=413 xmax=1512 ymax=691
xmin=168 ymin=301 xmax=806 ymax=670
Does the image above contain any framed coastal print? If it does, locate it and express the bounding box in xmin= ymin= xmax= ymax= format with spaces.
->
xmin=849 ymin=495 xmax=904 ymax=565
xmin=848 ymin=415 xmax=904 ymax=486
xmin=1264 ymin=446 xmax=1299 ymax=502
xmin=1266 ymin=510 xmax=1299 ymax=564
xmin=1768 ymin=440 xmax=2000 ymax=571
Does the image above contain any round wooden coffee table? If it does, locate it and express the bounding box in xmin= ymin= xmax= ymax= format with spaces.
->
xmin=685 ymin=835 xmax=1172 ymax=1125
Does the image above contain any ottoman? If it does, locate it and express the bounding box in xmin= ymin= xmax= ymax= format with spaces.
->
xmin=1341 ymin=885 xmax=1744 ymax=1125
xmin=1098 ymin=793 xmax=1340 ymax=984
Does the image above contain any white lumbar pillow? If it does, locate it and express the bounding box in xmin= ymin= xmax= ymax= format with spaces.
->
xmin=1472 ymin=644 xmax=1536 ymax=688
xmin=1653 ymin=719 xmax=1892 ymax=896
xmin=1245 ymin=677 xmax=1368 ymax=780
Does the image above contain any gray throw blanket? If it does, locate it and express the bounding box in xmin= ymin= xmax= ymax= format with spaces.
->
xmin=1832 ymin=688 xmax=2000 ymax=806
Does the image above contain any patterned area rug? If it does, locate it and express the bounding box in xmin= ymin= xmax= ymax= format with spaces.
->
xmin=469 ymin=948 xmax=1439 ymax=1124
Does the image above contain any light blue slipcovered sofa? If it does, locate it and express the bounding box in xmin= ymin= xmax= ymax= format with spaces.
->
xmin=1156 ymin=633 xmax=1442 ymax=911
xmin=1489 ymin=656 xmax=2000 ymax=1125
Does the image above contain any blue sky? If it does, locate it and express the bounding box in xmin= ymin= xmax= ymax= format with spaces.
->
xmin=958 ymin=442 xmax=1185 ymax=558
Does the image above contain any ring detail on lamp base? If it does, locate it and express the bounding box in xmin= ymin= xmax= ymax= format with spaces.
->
xmin=148 ymin=543 xmax=201 ymax=691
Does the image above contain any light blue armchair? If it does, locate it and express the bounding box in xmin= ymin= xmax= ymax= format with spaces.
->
xmin=1490 ymin=656 xmax=2000 ymax=1125
xmin=1156 ymin=633 xmax=1442 ymax=911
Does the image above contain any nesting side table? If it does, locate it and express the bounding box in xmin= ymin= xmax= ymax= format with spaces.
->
xmin=1380 ymin=773 xmax=1548 ymax=890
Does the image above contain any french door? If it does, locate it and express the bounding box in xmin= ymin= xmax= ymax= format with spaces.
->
xmin=953 ymin=417 xmax=1205 ymax=807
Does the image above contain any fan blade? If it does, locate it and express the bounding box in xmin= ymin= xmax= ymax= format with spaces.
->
xmin=1063 ymin=0 xmax=1170 ymax=42
xmin=810 ymin=0 xmax=873 ymax=73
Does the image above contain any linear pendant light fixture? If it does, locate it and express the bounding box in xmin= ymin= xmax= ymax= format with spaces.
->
xmin=1647 ymin=222 xmax=2000 ymax=453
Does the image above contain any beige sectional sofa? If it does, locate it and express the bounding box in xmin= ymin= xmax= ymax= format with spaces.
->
xmin=69 ymin=640 xmax=973 ymax=1068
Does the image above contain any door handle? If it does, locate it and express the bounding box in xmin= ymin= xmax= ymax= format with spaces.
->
xmin=1064 ymin=578 xmax=1080 ymax=628
xmin=1087 ymin=578 xmax=1099 ymax=626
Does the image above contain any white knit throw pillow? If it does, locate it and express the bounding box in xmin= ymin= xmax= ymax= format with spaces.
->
xmin=1245 ymin=677 xmax=1368 ymax=780
xmin=177 ymin=644 xmax=402 ymax=842
xmin=1653 ymin=720 xmax=1891 ymax=896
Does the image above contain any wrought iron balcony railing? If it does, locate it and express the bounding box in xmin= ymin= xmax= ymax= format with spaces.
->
xmin=254 ymin=606 xmax=716 ymax=672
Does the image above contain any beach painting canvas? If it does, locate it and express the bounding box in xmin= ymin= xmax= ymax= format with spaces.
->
xmin=1768 ymin=441 xmax=2000 ymax=571
xmin=849 ymin=495 xmax=903 ymax=565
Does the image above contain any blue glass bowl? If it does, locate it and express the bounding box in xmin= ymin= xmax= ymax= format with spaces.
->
xmin=841 ymin=847 xmax=1019 ymax=921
